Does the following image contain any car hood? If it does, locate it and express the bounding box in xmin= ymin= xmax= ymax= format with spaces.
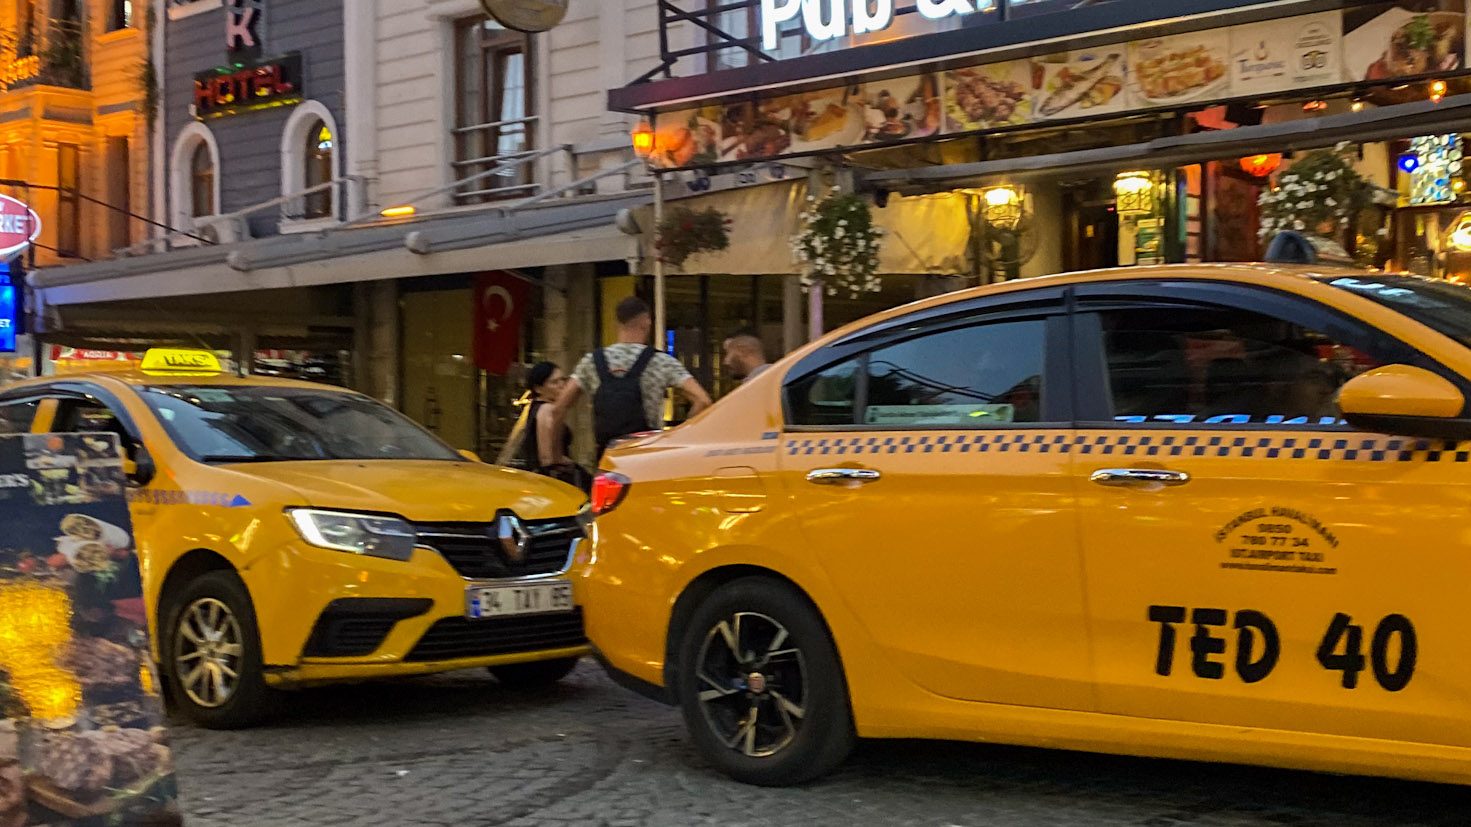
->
xmin=228 ymin=460 xmax=584 ymax=522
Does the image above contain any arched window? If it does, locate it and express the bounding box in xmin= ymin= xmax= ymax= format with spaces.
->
xmin=303 ymin=119 xmax=334 ymax=219
xmin=279 ymin=101 xmax=342 ymax=224
xmin=170 ymin=122 xmax=221 ymax=233
xmin=190 ymin=142 xmax=215 ymax=218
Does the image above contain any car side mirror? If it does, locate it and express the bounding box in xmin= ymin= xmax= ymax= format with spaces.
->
xmin=124 ymin=446 xmax=156 ymax=487
xmin=1338 ymin=365 xmax=1471 ymax=438
xmin=458 ymin=449 xmax=483 ymax=463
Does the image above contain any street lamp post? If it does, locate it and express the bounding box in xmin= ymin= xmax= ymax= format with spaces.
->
xmin=631 ymin=121 xmax=666 ymax=351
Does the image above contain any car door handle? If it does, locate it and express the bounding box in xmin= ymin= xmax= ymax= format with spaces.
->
xmin=807 ymin=468 xmax=882 ymax=486
xmin=1089 ymin=468 xmax=1191 ymax=487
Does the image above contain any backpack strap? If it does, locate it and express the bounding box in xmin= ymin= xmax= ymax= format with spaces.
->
xmin=625 ymin=346 xmax=658 ymax=382
xmin=593 ymin=347 xmax=616 ymax=383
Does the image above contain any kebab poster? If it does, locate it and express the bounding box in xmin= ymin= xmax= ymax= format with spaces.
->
xmin=1342 ymin=0 xmax=1465 ymax=83
xmin=0 ymin=434 xmax=182 ymax=827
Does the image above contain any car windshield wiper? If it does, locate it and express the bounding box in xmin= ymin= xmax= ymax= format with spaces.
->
xmin=200 ymin=454 xmax=301 ymax=464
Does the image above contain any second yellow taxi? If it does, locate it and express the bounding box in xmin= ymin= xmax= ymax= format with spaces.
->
xmin=582 ymin=263 xmax=1471 ymax=786
xmin=0 ymin=350 xmax=591 ymax=727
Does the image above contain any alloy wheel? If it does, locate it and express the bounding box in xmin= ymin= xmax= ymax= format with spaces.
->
xmin=173 ymin=597 xmax=245 ymax=709
xmin=695 ymin=611 xmax=807 ymax=758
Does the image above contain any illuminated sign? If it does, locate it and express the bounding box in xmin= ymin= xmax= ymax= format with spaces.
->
xmin=761 ymin=0 xmax=984 ymax=50
xmin=226 ymin=0 xmax=265 ymax=57
xmin=0 ymin=196 xmax=40 ymax=262
xmin=140 ymin=348 xmax=223 ymax=374
xmin=192 ymin=52 xmax=303 ymax=119
xmin=0 ymin=267 xmax=17 ymax=354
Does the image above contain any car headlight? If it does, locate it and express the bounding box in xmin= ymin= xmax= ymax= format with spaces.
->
xmin=286 ymin=509 xmax=417 ymax=562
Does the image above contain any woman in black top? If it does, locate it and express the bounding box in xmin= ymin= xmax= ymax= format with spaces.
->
xmin=522 ymin=362 xmax=583 ymax=488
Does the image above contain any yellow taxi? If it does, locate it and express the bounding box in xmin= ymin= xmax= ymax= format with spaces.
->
xmin=582 ymin=263 xmax=1471 ymax=786
xmin=0 ymin=350 xmax=591 ymax=728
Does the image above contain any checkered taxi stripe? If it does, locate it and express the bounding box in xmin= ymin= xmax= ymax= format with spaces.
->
xmin=785 ymin=433 xmax=1471 ymax=463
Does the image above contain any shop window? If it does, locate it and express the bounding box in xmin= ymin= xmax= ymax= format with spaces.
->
xmin=190 ymin=142 xmax=215 ymax=218
xmin=106 ymin=0 xmax=132 ymax=31
xmin=56 ymin=144 xmax=79 ymax=257
xmin=1097 ymin=306 xmax=1384 ymax=427
xmin=454 ymin=17 xmax=534 ymax=203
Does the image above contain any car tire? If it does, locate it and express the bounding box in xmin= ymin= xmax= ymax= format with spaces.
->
xmin=488 ymin=656 xmax=581 ymax=688
xmin=163 ymin=571 xmax=277 ymax=729
xmin=675 ymin=577 xmax=856 ymax=786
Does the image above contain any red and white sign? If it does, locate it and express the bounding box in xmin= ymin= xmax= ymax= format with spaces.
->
xmin=474 ymin=271 xmax=530 ymax=376
xmin=0 ymin=195 xmax=40 ymax=262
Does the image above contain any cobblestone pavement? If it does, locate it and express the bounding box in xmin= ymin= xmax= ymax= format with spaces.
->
xmin=171 ymin=663 xmax=1471 ymax=827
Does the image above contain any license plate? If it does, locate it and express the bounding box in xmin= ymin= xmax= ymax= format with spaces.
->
xmin=466 ymin=581 xmax=573 ymax=619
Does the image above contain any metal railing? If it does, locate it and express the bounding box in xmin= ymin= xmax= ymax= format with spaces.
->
xmin=452 ymin=115 xmax=548 ymax=203
xmin=5 ymin=17 xmax=89 ymax=91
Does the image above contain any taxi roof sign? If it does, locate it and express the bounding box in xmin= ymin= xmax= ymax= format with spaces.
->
xmin=139 ymin=348 xmax=223 ymax=375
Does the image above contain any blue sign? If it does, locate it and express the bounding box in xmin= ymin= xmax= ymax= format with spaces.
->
xmin=0 ymin=267 xmax=15 ymax=354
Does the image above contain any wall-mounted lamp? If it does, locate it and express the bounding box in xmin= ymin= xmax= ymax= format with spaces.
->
xmin=981 ymin=186 xmax=1023 ymax=229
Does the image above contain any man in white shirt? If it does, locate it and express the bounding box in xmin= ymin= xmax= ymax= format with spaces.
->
xmin=722 ymin=330 xmax=770 ymax=384
xmin=553 ymin=297 xmax=712 ymax=457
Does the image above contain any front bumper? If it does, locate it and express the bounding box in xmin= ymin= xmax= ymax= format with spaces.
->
xmin=244 ymin=534 xmax=590 ymax=686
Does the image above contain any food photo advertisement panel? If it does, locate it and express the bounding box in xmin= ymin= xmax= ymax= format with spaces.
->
xmin=0 ymin=434 xmax=184 ymax=826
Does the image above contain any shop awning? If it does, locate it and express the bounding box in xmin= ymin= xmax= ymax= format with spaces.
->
xmin=30 ymin=191 xmax=649 ymax=307
xmin=865 ymin=93 xmax=1471 ymax=194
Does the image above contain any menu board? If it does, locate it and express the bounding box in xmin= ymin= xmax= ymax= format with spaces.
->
xmin=0 ymin=434 xmax=182 ymax=827
xmin=649 ymin=4 xmax=1471 ymax=170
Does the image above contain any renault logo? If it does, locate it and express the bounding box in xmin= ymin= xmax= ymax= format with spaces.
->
xmin=497 ymin=513 xmax=531 ymax=563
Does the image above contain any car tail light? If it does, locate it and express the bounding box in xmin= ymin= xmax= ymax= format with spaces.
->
xmin=590 ymin=471 xmax=632 ymax=516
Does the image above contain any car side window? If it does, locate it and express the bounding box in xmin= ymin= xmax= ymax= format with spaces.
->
xmin=0 ymin=399 xmax=38 ymax=434
xmin=865 ymin=319 xmax=1045 ymax=426
xmin=788 ymin=360 xmax=860 ymax=427
xmin=50 ymin=399 xmax=140 ymax=459
xmin=787 ymin=317 xmax=1048 ymax=428
xmin=1098 ymin=306 xmax=1385 ymax=426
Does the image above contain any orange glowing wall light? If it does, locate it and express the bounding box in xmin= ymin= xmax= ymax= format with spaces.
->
xmin=1240 ymin=153 xmax=1284 ymax=178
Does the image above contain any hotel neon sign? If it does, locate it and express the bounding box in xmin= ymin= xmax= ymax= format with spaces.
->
xmin=760 ymin=0 xmax=988 ymax=51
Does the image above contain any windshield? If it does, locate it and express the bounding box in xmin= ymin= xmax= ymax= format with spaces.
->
xmin=141 ymin=385 xmax=464 ymax=464
xmin=1318 ymin=275 xmax=1471 ymax=350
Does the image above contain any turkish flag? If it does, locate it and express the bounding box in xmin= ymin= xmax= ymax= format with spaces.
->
xmin=474 ymin=271 xmax=530 ymax=376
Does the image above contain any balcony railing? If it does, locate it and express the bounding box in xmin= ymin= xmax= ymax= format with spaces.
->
xmin=3 ymin=18 xmax=89 ymax=91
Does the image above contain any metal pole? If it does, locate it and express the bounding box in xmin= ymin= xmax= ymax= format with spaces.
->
xmin=653 ymin=166 xmax=666 ymax=352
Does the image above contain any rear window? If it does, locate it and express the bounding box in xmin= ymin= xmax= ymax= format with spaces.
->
xmin=1319 ymin=275 xmax=1471 ymax=349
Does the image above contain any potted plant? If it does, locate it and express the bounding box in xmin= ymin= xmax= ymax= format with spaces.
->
xmin=1258 ymin=143 xmax=1373 ymax=246
xmin=793 ymin=188 xmax=885 ymax=298
xmin=654 ymin=207 xmax=731 ymax=268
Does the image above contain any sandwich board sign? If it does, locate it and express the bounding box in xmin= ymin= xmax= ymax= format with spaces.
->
xmin=0 ymin=433 xmax=183 ymax=826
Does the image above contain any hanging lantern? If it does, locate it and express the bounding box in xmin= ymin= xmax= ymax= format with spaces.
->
xmin=1240 ymin=153 xmax=1283 ymax=178
xmin=631 ymin=120 xmax=656 ymax=159
xmin=1113 ymin=171 xmax=1155 ymax=216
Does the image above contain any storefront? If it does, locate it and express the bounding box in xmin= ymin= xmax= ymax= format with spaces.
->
xmin=612 ymin=0 xmax=1471 ymax=370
